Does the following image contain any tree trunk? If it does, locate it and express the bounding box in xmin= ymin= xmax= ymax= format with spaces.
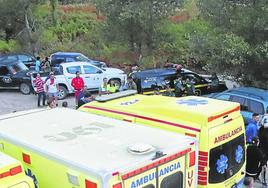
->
xmin=129 ymin=17 xmax=135 ymax=52
xmin=24 ymin=10 xmax=35 ymax=53
xmin=147 ymin=0 xmax=154 ymax=56
xmin=50 ymin=0 xmax=58 ymax=26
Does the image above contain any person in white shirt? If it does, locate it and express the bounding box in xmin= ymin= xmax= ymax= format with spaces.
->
xmin=45 ymin=72 xmax=59 ymax=105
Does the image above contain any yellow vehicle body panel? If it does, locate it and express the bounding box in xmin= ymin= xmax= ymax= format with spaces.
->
xmin=80 ymin=95 xmax=246 ymax=188
xmin=0 ymin=152 xmax=34 ymax=188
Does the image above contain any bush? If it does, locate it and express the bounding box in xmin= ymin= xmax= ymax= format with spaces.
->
xmin=0 ymin=40 xmax=19 ymax=53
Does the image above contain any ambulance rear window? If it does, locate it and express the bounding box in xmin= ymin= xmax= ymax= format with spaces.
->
xmin=209 ymin=134 xmax=245 ymax=183
xmin=160 ymin=171 xmax=183 ymax=188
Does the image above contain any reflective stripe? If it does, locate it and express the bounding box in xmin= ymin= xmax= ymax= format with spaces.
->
xmin=83 ymin=105 xmax=201 ymax=132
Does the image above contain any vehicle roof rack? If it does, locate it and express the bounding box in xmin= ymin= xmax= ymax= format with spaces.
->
xmin=95 ymin=90 xmax=137 ymax=102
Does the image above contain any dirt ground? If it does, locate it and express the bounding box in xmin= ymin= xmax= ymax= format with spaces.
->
xmin=0 ymin=89 xmax=76 ymax=115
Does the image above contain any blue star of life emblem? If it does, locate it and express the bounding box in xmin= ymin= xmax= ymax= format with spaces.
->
xmin=216 ymin=154 xmax=228 ymax=174
xmin=176 ymin=99 xmax=209 ymax=106
xmin=235 ymin=145 xmax=243 ymax=164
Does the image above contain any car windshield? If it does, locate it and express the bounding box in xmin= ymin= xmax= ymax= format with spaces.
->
xmin=8 ymin=62 xmax=28 ymax=74
xmin=75 ymin=54 xmax=90 ymax=62
xmin=209 ymin=134 xmax=245 ymax=184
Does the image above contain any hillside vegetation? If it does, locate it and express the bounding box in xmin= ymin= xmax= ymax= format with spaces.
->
xmin=0 ymin=0 xmax=267 ymax=87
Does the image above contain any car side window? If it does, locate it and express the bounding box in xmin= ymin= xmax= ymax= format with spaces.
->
xmin=183 ymin=73 xmax=202 ymax=84
xmin=0 ymin=66 xmax=10 ymax=76
xmin=66 ymin=66 xmax=81 ymax=74
xmin=215 ymin=94 xmax=231 ymax=101
xmin=66 ymin=57 xmax=75 ymax=62
xmin=230 ymin=96 xmax=248 ymax=111
xmin=248 ymin=100 xmax=264 ymax=114
xmin=6 ymin=56 xmax=17 ymax=61
xmin=83 ymin=65 xmax=100 ymax=74
xmin=18 ymin=55 xmax=32 ymax=62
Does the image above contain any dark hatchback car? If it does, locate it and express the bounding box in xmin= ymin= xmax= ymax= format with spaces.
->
xmin=131 ymin=68 xmax=228 ymax=95
xmin=50 ymin=52 xmax=106 ymax=68
xmin=0 ymin=60 xmax=32 ymax=94
xmin=0 ymin=53 xmax=36 ymax=68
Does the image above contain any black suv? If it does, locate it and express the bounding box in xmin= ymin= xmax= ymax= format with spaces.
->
xmin=0 ymin=53 xmax=36 ymax=68
xmin=0 ymin=60 xmax=32 ymax=94
xmin=50 ymin=52 xmax=106 ymax=68
xmin=131 ymin=68 xmax=228 ymax=95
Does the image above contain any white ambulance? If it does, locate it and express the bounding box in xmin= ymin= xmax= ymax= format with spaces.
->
xmin=0 ymin=108 xmax=197 ymax=188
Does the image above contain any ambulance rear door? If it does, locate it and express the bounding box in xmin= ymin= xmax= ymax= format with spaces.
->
xmin=121 ymin=148 xmax=194 ymax=188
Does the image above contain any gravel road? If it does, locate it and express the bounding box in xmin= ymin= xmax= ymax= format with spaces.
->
xmin=0 ymin=89 xmax=76 ymax=115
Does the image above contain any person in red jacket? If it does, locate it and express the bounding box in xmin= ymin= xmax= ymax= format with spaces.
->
xmin=71 ymin=71 xmax=85 ymax=106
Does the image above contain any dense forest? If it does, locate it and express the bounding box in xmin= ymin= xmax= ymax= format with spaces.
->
xmin=0 ymin=0 xmax=267 ymax=87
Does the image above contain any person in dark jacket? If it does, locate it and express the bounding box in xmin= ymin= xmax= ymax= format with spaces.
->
xmin=245 ymin=113 xmax=260 ymax=143
xmin=246 ymin=137 xmax=266 ymax=179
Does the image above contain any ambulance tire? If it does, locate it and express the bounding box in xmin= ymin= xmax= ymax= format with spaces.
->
xmin=19 ymin=83 xmax=31 ymax=95
xmin=195 ymin=89 xmax=201 ymax=96
xmin=58 ymin=85 xmax=68 ymax=100
xmin=109 ymin=79 xmax=121 ymax=87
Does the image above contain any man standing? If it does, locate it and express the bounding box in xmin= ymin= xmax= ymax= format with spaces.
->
xmin=45 ymin=72 xmax=59 ymax=105
xmin=35 ymin=56 xmax=41 ymax=72
xmin=119 ymin=77 xmax=137 ymax=91
xmin=246 ymin=113 xmax=260 ymax=144
xmin=33 ymin=73 xmax=46 ymax=107
xmin=246 ymin=137 xmax=266 ymax=180
xmin=71 ymin=71 xmax=85 ymax=105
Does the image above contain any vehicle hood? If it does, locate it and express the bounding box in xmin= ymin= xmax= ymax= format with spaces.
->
xmin=103 ymin=68 xmax=124 ymax=74
xmin=13 ymin=70 xmax=31 ymax=81
xmin=14 ymin=70 xmax=30 ymax=77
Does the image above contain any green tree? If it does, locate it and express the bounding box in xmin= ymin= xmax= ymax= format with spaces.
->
xmin=195 ymin=0 xmax=268 ymax=87
xmin=92 ymin=0 xmax=185 ymax=59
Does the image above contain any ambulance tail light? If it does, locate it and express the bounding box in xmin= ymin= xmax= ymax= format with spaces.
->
xmin=112 ymin=171 xmax=119 ymax=176
xmin=0 ymin=165 xmax=22 ymax=179
xmin=10 ymin=166 xmax=22 ymax=175
xmin=22 ymin=153 xmax=31 ymax=164
xmin=85 ymin=179 xmax=97 ymax=188
xmin=113 ymin=183 xmax=122 ymax=188
xmin=198 ymin=151 xmax=208 ymax=186
xmin=189 ymin=151 xmax=196 ymax=168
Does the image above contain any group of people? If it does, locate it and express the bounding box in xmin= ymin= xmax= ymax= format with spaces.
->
xmin=99 ymin=76 xmax=137 ymax=95
xmin=245 ymin=110 xmax=268 ymax=185
xmin=35 ymin=56 xmax=52 ymax=73
xmin=33 ymin=72 xmax=59 ymax=108
xmin=152 ymin=77 xmax=196 ymax=97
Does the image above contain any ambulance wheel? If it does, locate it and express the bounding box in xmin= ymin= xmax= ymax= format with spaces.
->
xmin=109 ymin=79 xmax=121 ymax=87
xmin=58 ymin=86 xmax=68 ymax=100
xmin=195 ymin=89 xmax=201 ymax=96
xmin=19 ymin=83 xmax=31 ymax=95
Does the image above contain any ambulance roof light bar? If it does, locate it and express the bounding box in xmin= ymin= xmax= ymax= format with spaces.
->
xmin=95 ymin=90 xmax=137 ymax=102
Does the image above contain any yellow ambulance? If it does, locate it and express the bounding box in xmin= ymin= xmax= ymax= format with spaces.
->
xmin=0 ymin=108 xmax=197 ymax=188
xmin=0 ymin=151 xmax=34 ymax=188
xmin=79 ymin=91 xmax=246 ymax=188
